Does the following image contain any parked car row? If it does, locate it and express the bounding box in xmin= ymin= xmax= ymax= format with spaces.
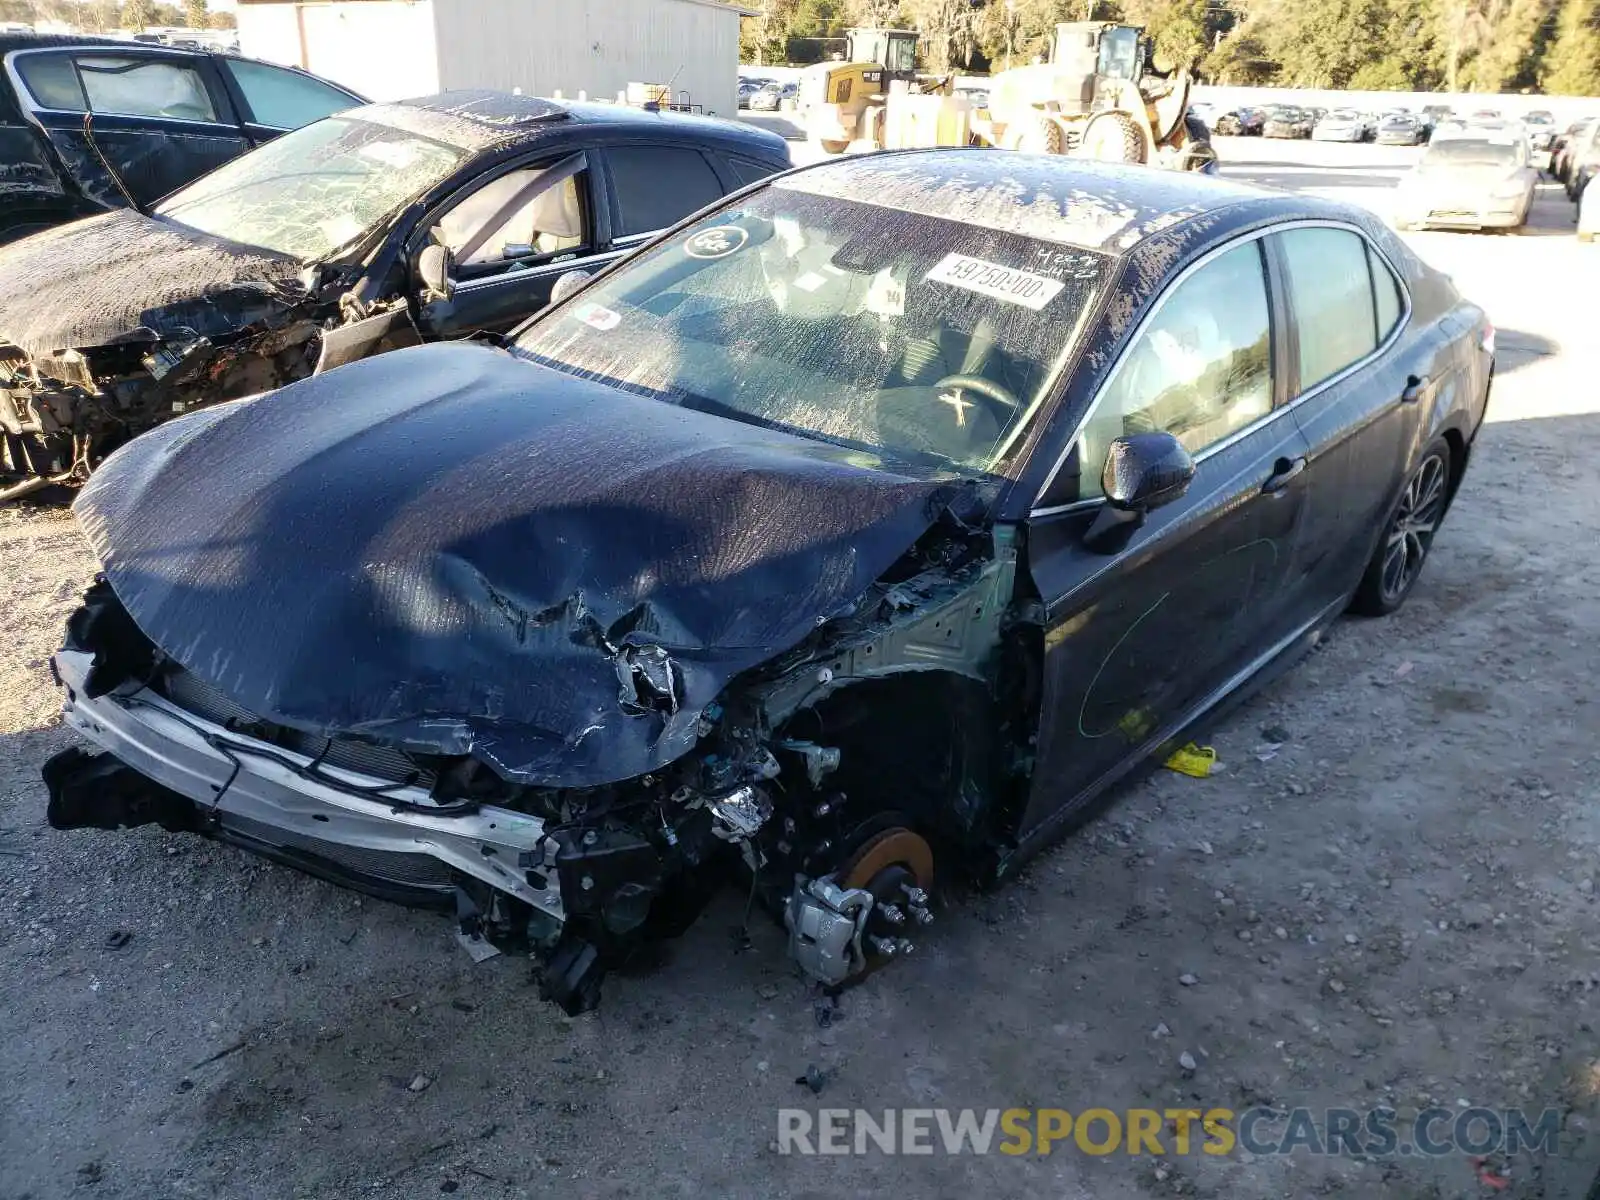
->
xmin=1208 ymin=102 xmax=1564 ymax=152
xmin=739 ymin=78 xmax=798 ymax=111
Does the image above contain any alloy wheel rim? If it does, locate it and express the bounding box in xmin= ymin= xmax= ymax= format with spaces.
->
xmin=1380 ymin=452 xmax=1447 ymax=602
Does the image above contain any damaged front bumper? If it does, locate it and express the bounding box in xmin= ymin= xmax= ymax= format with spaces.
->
xmin=48 ymin=648 xmax=563 ymax=917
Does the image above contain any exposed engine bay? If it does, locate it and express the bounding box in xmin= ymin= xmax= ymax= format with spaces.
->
xmin=0 ymin=316 xmax=323 ymax=501
xmin=47 ymin=509 xmax=1039 ymax=1013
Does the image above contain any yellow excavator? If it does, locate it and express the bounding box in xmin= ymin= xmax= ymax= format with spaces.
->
xmin=800 ymin=22 xmax=1214 ymax=172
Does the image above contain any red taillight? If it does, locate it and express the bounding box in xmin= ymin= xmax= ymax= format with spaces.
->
xmin=1481 ymin=322 xmax=1496 ymax=357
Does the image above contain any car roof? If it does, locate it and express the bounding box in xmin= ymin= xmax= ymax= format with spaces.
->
xmin=0 ymin=31 xmax=130 ymax=56
xmin=772 ymin=149 xmax=1284 ymax=255
xmin=353 ymin=90 xmax=787 ymax=158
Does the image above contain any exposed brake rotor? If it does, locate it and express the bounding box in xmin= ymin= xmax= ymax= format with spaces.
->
xmin=839 ymin=827 xmax=934 ymax=967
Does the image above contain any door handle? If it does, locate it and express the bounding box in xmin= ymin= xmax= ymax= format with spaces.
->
xmin=1261 ymin=455 xmax=1307 ymax=494
xmin=1401 ymin=373 xmax=1431 ymax=403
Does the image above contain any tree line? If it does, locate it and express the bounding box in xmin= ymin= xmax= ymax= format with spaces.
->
xmin=0 ymin=0 xmax=237 ymax=31
xmin=742 ymin=0 xmax=1600 ymax=96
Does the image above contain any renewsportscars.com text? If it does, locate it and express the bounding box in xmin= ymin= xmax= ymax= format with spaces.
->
xmin=776 ymin=1106 xmax=1561 ymax=1158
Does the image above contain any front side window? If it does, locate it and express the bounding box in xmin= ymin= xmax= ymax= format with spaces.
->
xmin=1074 ymin=241 xmax=1273 ymax=499
xmin=157 ymin=116 xmax=465 ymax=261
xmin=513 ymin=183 xmax=1113 ymax=475
xmin=76 ymin=55 xmax=218 ymax=122
xmin=1277 ymin=227 xmax=1378 ymax=390
xmin=432 ymin=163 xmax=586 ymax=268
xmin=223 ymin=57 xmax=356 ymax=129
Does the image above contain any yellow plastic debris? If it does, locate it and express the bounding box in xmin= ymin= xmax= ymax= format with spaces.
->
xmin=1164 ymin=742 xmax=1219 ymax=778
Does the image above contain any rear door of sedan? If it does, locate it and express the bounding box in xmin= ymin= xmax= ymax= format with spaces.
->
xmin=1267 ymin=224 xmax=1436 ymax=608
xmin=1015 ymin=232 xmax=1315 ymax=843
xmin=8 ymin=44 xmax=247 ymax=208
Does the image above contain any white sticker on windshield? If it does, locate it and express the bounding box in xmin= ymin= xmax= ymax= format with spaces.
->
xmin=572 ymin=301 xmax=620 ymax=332
xmin=358 ymin=141 xmax=425 ymax=169
xmin=925 ymin=253 xmax=1066 ymax=311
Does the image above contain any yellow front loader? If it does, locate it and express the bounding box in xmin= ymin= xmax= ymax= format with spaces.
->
xmin=800 ymin=29 xmax=967 ymax=153
xmin=799 ymin=22 xmax=1213 ymax=171
xmin=974 ymin=22 xmax=1213 ymax=170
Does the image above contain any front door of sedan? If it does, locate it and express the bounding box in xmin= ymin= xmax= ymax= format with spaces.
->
xmin=412 ymin=152 xmax=614 ymax=339
xmin=9 ymin=47 xmax=247 ymax=209
xmin=1013 ymin=237 xmax=1313 ymax=847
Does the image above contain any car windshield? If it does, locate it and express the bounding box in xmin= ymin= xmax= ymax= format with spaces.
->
xmin=1423 ymin=139 xmax=1521 ymax=168
xmin=512 ymin=184 xmax=1114 ymax=475
xmin=1328 ymin=109 xmax=1358 ymax=120
xmin=155 ymin=116 xmax=466 ymax=262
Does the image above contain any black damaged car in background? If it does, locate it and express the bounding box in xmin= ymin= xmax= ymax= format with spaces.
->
xmin=0 ymin=31 xmax=364 ymax=243
xmin=44 ymin=153 xmax=1492 ymax=1012
xmin=0 ymin=90 xmax=789 ymax=500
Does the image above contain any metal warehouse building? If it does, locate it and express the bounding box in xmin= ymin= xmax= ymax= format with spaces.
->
xmin=236 ymin=0 xmax=751 ymax=119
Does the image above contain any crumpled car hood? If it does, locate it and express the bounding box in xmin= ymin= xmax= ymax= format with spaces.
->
xmin=75 ymin=342 xmax=978 ymax=788
xmin=0 ymin=208 xmax=305 ymax=358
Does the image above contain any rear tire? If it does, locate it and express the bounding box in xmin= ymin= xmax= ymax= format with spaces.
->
xmin=1080 ymin=110 xmax=1146 ymax=164
xmin=1350 ymin=438 xmax=1452 ymax=617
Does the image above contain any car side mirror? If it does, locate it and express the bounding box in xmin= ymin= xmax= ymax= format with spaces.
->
xmin=1103 ymin=431 xmax=1195 ymax=512
xmin=549 ymin=268 xmax=593 ymax=306
xmin=1083 ymin=431 xmax=1196 ymax=553
xmin=417 ymin=243 xmax=455 ymax=300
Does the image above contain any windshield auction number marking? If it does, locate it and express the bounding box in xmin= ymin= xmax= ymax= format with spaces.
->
xmin=926 ymin=253 xmax=1066 ymax=310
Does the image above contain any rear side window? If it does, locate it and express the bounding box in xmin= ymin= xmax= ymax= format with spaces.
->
xmin=15 ymin=52 xmax=87 ymax=111
xmin=223 ymin=58 xmax=354 ymax=129
xmin=608 ymin=146 xmax=724 ymax=236
xmin=1368 ymin=243 xmax=1404 ymax=341
xmin=727 ymin=156 xmax=782 ymax=188
xmin=76 ymin=55 xmax=218 ymax=122
xmin=1277 ymin=227 xmax=1378 ymax=390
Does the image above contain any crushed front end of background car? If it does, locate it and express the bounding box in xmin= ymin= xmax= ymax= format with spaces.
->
xmin=0 ymin=209 xmax=334 ymax=501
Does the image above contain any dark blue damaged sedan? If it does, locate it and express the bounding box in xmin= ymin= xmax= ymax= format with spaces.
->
xmin=44 ymin=151 xmax=1492 ymax=1013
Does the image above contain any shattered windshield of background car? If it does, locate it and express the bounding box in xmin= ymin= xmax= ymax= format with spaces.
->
xmin=514 ymin=188 xmax=1113 ymax=474
xmin=155 ymin=116 xmax=465 ymax=262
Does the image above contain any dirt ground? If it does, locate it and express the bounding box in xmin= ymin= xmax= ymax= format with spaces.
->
xmin=3 ymin=140 xmax=1598 ymax=1199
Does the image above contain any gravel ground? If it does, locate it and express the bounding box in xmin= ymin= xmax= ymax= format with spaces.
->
xmin=3 ymin=139 xmax=1599 ymax=1199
